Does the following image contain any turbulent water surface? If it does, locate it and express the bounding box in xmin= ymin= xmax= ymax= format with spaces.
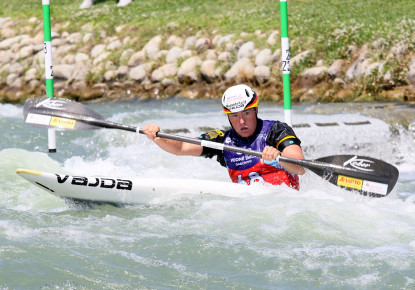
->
xmin=1 ymin=98 xmax=415 ymax=289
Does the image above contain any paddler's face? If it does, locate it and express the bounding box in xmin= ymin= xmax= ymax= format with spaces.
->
xmin=228 ymin=108 xmax=257 ymax=137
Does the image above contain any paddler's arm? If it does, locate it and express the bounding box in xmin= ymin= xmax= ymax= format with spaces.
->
xmin=142 ymin=124 xmax=203 ymax=156
xmin=261 ymin=145 xmax=306 ymax=175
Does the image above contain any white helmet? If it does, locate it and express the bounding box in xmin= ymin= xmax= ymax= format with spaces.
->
xmin=222 ymin=84 xmax=259 ymax=114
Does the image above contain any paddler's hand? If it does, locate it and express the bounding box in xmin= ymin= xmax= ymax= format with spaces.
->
xmin=260 ymin=146 xmax=280 ymax=163
xmin=142 ymin=124 xmax=160 ymax=141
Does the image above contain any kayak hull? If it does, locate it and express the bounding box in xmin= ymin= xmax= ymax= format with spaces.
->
xmin=16 ymin=168 xmax=251 ymax=204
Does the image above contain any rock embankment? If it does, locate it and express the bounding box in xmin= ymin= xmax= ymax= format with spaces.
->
xmin=1 ymin=17 xmax=415 ymax=103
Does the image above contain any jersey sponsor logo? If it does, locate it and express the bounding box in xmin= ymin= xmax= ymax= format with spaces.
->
xmin=343 ymin=156 xmax=374 ymax=172
xmin=206 ymin=130 xmax=224 ymax=139
xmin=50 ymin=117 xmax=76 ymax=129
xmin=55 ymin=174 xmax=133 ymax=190
xmin=230 ymin=154 xmax=256 ymax=166
xmin=337 ymin=175 xmax=363 ymax=190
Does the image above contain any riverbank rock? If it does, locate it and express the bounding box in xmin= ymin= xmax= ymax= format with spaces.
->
xmin=152 ymin=63 xmax=178 ymax=82
xmin=225 ymin=57 xmax=255 ymax=82
xmin=178 ymin=56 xmax=202 ymax=83
xmin=345 ymin=44 xmax=386 ymax=82
xmin=407 ymin=58 xmax=415 ymax=86
xmin=1 ymin=18 xmax=415 ymax=103
xmin=328 ymin=59 xmax=346 ymax=79
xmin=200 ymin=60 xmax=218 ymax=83
xmin=294 ymin=66 xmax=328 ymax=89
xmin=254 ymin=66 xmax=271 ymax=84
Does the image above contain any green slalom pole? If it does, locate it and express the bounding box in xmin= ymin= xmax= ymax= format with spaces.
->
xmin=280 ymin=0 xmax=292 ymax=126
xmin=42 ymin=0 xmax=56 ymax=153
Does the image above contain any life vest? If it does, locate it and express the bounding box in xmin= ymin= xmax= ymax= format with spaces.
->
xmin=223 ymin=120 xmax=300 ymax=190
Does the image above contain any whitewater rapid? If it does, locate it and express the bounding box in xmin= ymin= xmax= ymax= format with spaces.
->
xmin=1 ymin=99 xmax=414 ymax=288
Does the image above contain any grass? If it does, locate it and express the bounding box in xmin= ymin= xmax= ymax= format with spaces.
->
xmin=1 ymin=0 xmax=414 ymax=65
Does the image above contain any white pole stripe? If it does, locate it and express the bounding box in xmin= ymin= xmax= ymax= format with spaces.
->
xmin=48 ymin=129 xmax=56 ymax=150
xmin=44 ymin=42 xmax=53 ymax=79
xmin=284 ymin=110 xmax=292 ymax=127
xmin=281 ymin=37 xmax=290 ymax=74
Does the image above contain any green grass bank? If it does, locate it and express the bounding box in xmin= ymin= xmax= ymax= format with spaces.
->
xmin=2 ymin=0 xmax=413 ymax=63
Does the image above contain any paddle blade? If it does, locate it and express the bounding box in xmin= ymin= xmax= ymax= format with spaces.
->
xmin=311 ymin=155 xmax=399 ymax=197
xmin=23 ymin=97 xmax=104 ymax=131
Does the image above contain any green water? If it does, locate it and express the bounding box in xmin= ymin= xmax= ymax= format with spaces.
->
xmin=1 ymin=99 xmax=415 ymax=289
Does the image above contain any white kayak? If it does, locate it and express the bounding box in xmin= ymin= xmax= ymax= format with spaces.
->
xmin=16 ymin=168 xmax=259 ymax=204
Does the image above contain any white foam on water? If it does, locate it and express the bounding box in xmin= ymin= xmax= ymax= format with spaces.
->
xmin=0 ymin=149 xmax=67 ymax=211
xmin=2 ymin=100 xmax=415 ymax=288
xmin=0 ymin=103 xmax=21 ymax=117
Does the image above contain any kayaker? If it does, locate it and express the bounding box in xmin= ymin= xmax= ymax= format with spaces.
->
xmin=142 ymin=84 xmax=305 ymax=189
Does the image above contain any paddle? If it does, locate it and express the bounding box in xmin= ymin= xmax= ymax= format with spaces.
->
xmin=23 ymin=97 xmax=399 ymax=197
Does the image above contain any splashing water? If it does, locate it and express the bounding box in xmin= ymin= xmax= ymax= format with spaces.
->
xmin=1 ymin=99 xmax=414 ymax=288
